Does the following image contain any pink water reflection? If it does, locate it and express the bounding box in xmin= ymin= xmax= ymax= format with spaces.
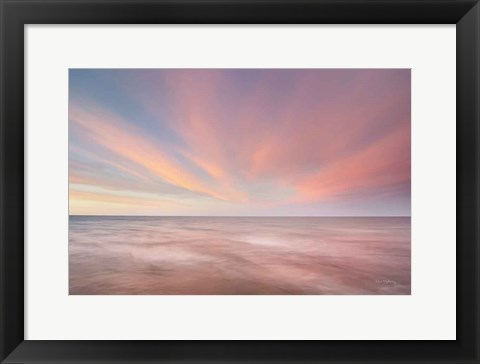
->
xmin=69 ymin=216 xmax=410 ymax=295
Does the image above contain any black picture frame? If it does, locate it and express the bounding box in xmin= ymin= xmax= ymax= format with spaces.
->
xmin=1 ymin=0 xmax=478 ymax=363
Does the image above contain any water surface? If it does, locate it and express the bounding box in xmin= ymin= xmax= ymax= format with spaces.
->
xmin=69 ymin=216 xmax=411 ymax=295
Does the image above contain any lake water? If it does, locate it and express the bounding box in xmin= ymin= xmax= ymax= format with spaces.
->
xmin=69 ymin=216 xmax=410 ymax=295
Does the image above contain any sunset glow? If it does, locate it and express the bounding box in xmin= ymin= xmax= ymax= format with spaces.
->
xmin=69 ymin=69 xmax=411 ymax=216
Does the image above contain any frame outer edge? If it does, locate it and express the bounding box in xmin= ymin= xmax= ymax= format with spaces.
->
xmin=457 ymin=1 xmax=480 ymax=362
xmin=0 ymin=1 xmax=26 ymax=363
xmin=0 ymin=0 xmax=479 ymax=363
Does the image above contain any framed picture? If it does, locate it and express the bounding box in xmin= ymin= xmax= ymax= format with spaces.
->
xmin=0 ymin=0 xmax=478 ymax=363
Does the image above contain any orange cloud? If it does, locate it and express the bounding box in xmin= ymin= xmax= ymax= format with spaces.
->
xmin=70 ymin=105 xmax=242 ymax=203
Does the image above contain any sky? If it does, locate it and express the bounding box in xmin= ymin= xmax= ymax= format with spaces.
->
xmin=69 ymin=69 xmax=410 ymax=216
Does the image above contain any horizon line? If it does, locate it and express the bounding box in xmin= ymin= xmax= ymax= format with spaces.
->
xmin=69 ymin=214 xmax=411 ymax=218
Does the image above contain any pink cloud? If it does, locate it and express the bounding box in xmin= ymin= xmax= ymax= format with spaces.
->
xmin=293 ymin=122 xmax=410 ymax=202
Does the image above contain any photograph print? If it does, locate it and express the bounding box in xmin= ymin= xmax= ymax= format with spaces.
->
xmin=69 ymin=68 xmax=411 ymax=295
